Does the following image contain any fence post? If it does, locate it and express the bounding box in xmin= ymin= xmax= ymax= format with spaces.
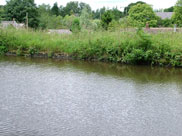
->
xmin=26 ymin=12 xmax=28 ymax=29
xmin=174 ymin=24 xmax=177 ymax=33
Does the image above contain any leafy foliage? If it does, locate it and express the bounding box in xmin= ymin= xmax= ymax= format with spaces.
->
xmin=2 ymin=28 xmax=182 ymax=67
xmin=156 ymin=16 xmax=173 ymax=27
xmin=4 ymin=0 xmax=39 ymax=28
xmin=92 ymin=7 xmax=106 ymax=19
xmin=162 ymin=19 xmax=173 ymax=27
xmin=101 ymin=10 xmax=113 ymax=30
xmin=164 ymin=6 xmax=174 ymax=12
xmin=51 ymin=2 xmax=59 ymax=16
xmin=0 ymin=5 xmax=5 ymax=22
xmin=71 ymin=18 xmax=81 ymax=32
xmin=124 ymin=1 xmax=146 ymax=15
xmin=60 ymin=1 xmax=91 ymax=17
xmin=38 ymin=4 xmax=63 ymax=29
xmin=63 ymin=15 xmax=78 ymax=29
xmin=80 ymin=7 xmax=91 ymax=29
xmin=128 ymin=4 xmax=158 ymax=27
xmin=110 ymin=7 xmax=123 ymax=21
xmin=173 ymin=0 xmax=182 ymax=27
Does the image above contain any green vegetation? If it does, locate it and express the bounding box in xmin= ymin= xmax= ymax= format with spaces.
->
xmin=71 ymin=18 xmax=81 ymax=32
xmin=164 ymin=6 xmax=174 ymax=12
xmin=128 ymin=4 xmax=158 ymax=27
xmin=1 ymin=28 xmax=182 ymax=67
xmin=101 ymin=11 xmax=114 ymax=30
xmin=1 ymin=0 xmax=182 ymax=67
xmin=51 ymin=2 xmax=59 ymax=16
xmin=173 ymin=0 xmax=182 ymax=27
xmin=124 ymin=1 xmax=146 ymax=15
xmin=0 ymin=6 xmax=4 ymax=22
xmin=0 ymin=0 xmax=182 ymax=29
xmin=4 ymin=0 xmax=39 ymax=28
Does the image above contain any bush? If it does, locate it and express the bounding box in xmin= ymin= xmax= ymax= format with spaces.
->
xmin=1 ymin=28 xmax=182 ymax=67
xmin=0 ymin=45 xmax=7 ymax=55
xmin=172 ymin=0 xmax=182 ymax=27
xmin=122 ymin=30 xmax=155 ymax=64
xmin=162 ymin=19 xmax=173 ymax=27
xmin=71 ymin=18 xmax=81 ymax=32
xmin=101 ymin=10 xmax=113 ymax=30
xmin=63 ymin=15 xmax=77 ymax=29
xmin=108 ymin=20 xmax=120 ymax=31
xmin=0 ymin=30 xmax=8 ymax=55
xmin=128 ymin=4 xmax=158 ymax=27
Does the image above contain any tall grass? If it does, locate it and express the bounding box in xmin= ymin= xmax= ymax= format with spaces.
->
xmin=0 ymin=28 xmax=182 ymax=66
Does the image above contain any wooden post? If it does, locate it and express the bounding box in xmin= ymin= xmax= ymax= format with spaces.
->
xmin=174 ymin=24 xmax=177 ymax=33
xmin=146 ymin=22 xmax=149 ymax=29
xmin=26 ymin=12 xmax=28 ymax=29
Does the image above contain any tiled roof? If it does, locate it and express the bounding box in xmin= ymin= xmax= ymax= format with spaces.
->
xmin=1 ymin=21 xmax=24 ymax=28
xmin=156 ymin=12 xmax=173 ymax=19
xmin=48 ymin=29 xmax=72 ymax=34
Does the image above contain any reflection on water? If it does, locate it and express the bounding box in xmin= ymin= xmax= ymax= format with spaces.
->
xmin=0 ymin=56 xmax=182 ymax=136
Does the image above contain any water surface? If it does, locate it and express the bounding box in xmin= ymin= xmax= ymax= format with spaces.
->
xmin=0 ymin=57 xmax=182 ymax=136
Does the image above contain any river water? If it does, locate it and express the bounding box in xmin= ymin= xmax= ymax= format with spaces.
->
xmin=0 ymin=56 xmax=182 ymax=136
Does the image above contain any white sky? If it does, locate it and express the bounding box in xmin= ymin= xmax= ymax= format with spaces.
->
xmin=0 ymin=0 xmax=177 ymax=11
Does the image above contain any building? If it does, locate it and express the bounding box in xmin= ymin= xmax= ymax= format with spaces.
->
xmin=48 ymin=29 xmax=72 ymax=35
xmin=0 ymin=20 xmax=24 ymax=28
xmin=156 ymin=12 xmax=174 ymax=20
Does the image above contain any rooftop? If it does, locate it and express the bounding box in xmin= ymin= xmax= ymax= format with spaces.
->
xmin=156 ymin=12 xmax=174 ymax=20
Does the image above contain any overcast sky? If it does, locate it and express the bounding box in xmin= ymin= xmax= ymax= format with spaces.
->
xmin=0 ymin=0 xmax=176 ymax=11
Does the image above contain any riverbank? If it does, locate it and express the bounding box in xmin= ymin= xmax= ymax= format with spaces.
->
xmin=1 ymin=28 xmax=182 ymax=67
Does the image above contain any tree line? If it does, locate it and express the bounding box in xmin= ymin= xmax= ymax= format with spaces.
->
xmin=0 ymin=0 xmax=182 ymax=30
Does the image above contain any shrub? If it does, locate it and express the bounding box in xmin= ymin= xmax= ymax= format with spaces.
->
xmin=101 ymin=10 xmax=114 ymax=30
xmin=71 ymin=18 xmax=81 ymax=32
xmin=1 ymin=28 xmax=182 ymax=67
xmin=0 ymin=45 xmax=7 ymax=55
xmin=128 ymin=4 xmax=158 ymax=27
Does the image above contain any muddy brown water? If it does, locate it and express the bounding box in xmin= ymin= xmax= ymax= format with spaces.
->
xmin=0 ymin=56 xmax=182 ymax=136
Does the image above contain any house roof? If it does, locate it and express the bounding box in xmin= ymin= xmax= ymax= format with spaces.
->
xmin=156 ymin=12 xmax=174 ymax=19
xmin=1 ymin=21 xmax=17 ymax=26
xmin=1 ymin=21 xmax=24 ymax=28
xmin=48 ymin=29 xmax=72 ymax=34
xmin=1 ymin=21 xmax=16 ymax=23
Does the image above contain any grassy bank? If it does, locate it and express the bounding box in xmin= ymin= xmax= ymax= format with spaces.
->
xmin=0 ymin=28 xmax=182 ymax=66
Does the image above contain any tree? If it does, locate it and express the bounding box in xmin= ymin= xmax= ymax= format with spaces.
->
xmin=4 ymin=0 xmax=39 ymax=28
xmin=80 ymin=7 xmax=91 ymax=29
xmin=38 ymin=4 xmax=63 ymax=29
xmin=0 ymin=5 xmax=4 ymax=22
xmin=61 ymin=1 xmax=91 ymax=17
xmin=62 ymin=1 xmax=79 ymax=16
xmin=47 ymin=15 xmax=63 ymax=29
xmin=38 ymin=4 xmax=51 ymax=13
xmin=124 ymin=1 xmax=146 ymax=15
xmin=63 ymin=15 xmax=78 ymax=29
xmin=59 ymin=5 xmax=65 ymax=17
xmin=38 ymin=4 xmax=50 ymax=29
xmin=173 ymin=0 xmax=182 ymax=27
xmin=164 ymin=6 xmax=174 ymax=12
xmin=128 ymin=3 xmax=158 ymax=27
xmin=162 ymin=18 xmax=173 ymax=27
xmin=79 ymin=2 xmax=92 ymax=14
xmin=71 ymin=18 xmax=81 ymax=32
xmin=93 ymin=7 xmax=106 ymax=19
xmin=51 ymin=2 xmax=59 ymax=16
xmin=101 ymin=10 xmax=113 ymax=30
xmin=108 ymin=20 xmax=120 ymax=31
xmin=111 ymin=7 xmax=123 ymax=21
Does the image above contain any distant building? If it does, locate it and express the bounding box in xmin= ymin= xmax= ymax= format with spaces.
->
xmin=0 ymin=20 xmax=25 ymax=28
xmin=48 ymin=29 xmax=72 ymax=35
xmin=156 ymin=12 xmax=174 ymax=20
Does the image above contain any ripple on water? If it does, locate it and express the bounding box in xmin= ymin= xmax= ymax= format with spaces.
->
xmin=0 ymin=57 xmax=182 ymax=136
